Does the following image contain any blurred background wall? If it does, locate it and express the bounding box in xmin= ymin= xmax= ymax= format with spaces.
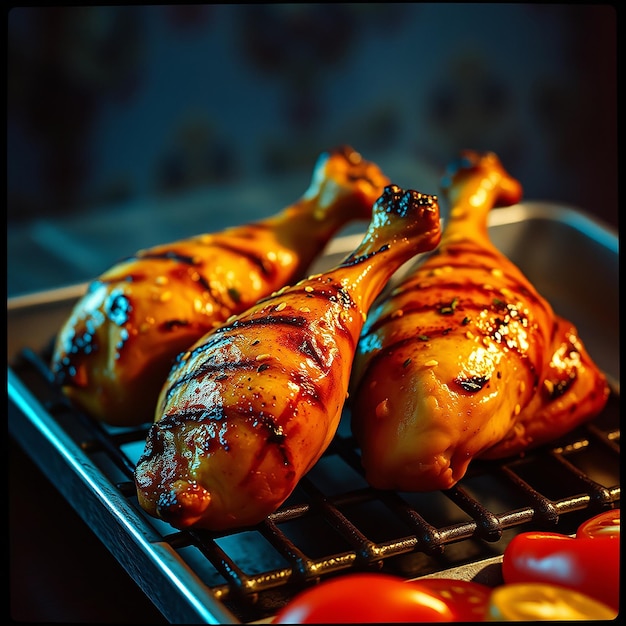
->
xmin=7 ymin=4 xmax=618 ymax=256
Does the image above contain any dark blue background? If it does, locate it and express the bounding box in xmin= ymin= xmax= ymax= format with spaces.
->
xmin=7 ymin=4 xmax=618 ymax=296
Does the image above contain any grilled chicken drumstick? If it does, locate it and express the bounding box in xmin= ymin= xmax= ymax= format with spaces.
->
xmin=51 ymin=146 xmax=390 ymax=426
xmin=349 ymin=151 xmax=610 ymax=492
xmin=134 ymin=185 xmax=441 ymax=531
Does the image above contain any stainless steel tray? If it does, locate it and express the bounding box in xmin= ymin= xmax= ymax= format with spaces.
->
xmin=8 ymin=202 xmax=620 ymax=623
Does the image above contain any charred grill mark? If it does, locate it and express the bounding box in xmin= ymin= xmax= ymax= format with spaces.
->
xmin=348 ymin=170 xmax=374 ymax=186
xmin=158 ymin=405 xmax=227 ymax=430
xmin=361 ymin=332 xmax=540 ymax=389
xmin=168 ymin=333 xmax=229 ymax=376
xmin=154 ymin=400 xmax=294 ymax=473
xmin=243 ymin=410 xmax=294 ymax=483
xmin=113 ymin=241 xmax=269 ymax=305
xmin=158 ymin=403 xmax=287 ymax=445
xmin=161 ymin=278 xmax=352 ymax=436
xmin=151 ymin=404 xmax=293 ymax=473
xmin=164 ymin=264 xmax=228 ymax=309
xmin=342 ymin=244 xmax=390 ymax=267
xmin=390 ymin=273 xmax=542 ymax=309
xmin=167 ymin=313 xmax=310 ymax=377
xmin=248 ymin=411 xmax=293 ymax=466
xmin=290 ymin=369 xmax=324 ymax=406
xmin=98 ymin=253 xmax=232 ymax=311
xmin=255 ymin=280 xmax=356 ymax=312
xmin=347 ymin=153 xmax=386 ymax=188
xmin=387 ymin=284 xmax=462 ymax=309
xmin=298 ymin=338 xmax=325 ymax=368
xmin=164 ymin=357 xmax=259 ymax=403
xmin=131 ymin=250 xmax=199 ymax=265
xmin=364 ymin=297 xmax=531 ymax=338
xmin=160 ymin=319 xmax=191 ymax=331
xmin=170 ymin=337 xmax=327 ymax=411
xmin=209 ymin=238 xmax=275 ymax=277
xmin=163 ymin=322 xmax=333 ymax=407
xmin=304 ymin=284 xmax=360 ymax=350
xmin=193 ymin=273 xmax=212 ymax=293
xmin=308 ymin=282 xmax=357 ymax=315
xmin=324 ymin=145 xmax=380 ymax=187
xmin=298 ymin=281 xmax=358 ymax=321
xmin=253 ymin=411 xmax=287 ymax=446
xmin=169 ymin=313 xmax=307 ymax=365
xmin=216 ymin=314 xmax=309 ymax=334
xmin=454 ymin=375 xmax=490 ymax=392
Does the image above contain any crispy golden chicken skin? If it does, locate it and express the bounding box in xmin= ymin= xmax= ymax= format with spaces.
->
xmin=349 ymin=151 xmax=610 ymax=492
xmin=134 ymin=185 xmax=441 ymax=531
xmin=50 ymin=146 xmax=390 ymax=426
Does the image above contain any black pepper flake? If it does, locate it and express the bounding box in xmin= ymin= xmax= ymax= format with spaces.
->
xmin=252 ymin=339 xmax=260 ymax=346
xmin=402 ymin=358 xmax=411 ymax=368
xmin=228 ymin=287 xmax=241 ymax=303
xmin=462 ymin=316 xmax=470 ymax=325
xmin=257 ymin=363 xmax=270 ymax=373
xmin=439 ymin=297 xmax=459 ymax=315
xmin=454 ymin=375 xmax=490 ymax=392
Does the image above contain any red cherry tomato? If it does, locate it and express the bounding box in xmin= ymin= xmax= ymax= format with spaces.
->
xmin=576 ymin=508 xmax=620 ymax=540
xmin=502 ymin=530 xmax=619 ymax=611
xmin=272 ymin=573 xmax=455 ymax=623
xmin=405 ymin=578 xmax=491 ymax=621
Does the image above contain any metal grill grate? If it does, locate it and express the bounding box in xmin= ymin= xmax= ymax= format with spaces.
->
xmin=9 ymin=344 xmax=620 ymax=623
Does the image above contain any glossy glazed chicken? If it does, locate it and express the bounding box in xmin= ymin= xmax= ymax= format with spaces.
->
xmin=134 ymin=185 xmax=441 ymax=531
xmin=349 ymin=151 xmax=610 ymax=492
xmin=50 ymin=146 xmax=390 ymax=426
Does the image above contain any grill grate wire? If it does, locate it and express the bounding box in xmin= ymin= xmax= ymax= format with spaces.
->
xmin=10 ymin=346 xmax=620 ymax=622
